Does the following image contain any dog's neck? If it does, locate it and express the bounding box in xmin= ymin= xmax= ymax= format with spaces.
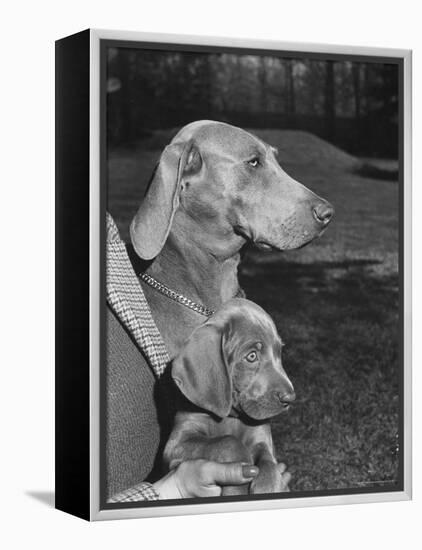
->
xmin=145 ymin=228 xmax=243 ymax=312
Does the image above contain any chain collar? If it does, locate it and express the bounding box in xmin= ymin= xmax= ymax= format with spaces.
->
xmin=139 ymin=272 xmax=215 ymax=318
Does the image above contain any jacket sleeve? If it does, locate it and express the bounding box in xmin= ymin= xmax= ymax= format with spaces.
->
xmin=108 ymin=482 xmax=160 ymax=503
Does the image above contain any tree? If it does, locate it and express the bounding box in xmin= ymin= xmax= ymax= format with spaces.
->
xmin=324 ymin=60 xmax=336 ymax=140
xmin=285 ymin=59 xmax=296 ymax=117
xmin=258 ymin=57 xmax=268 ymax=111
xmin=351 ymin=62 xmax=362 ymax=143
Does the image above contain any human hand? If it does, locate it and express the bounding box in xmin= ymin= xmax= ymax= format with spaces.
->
xmin=153 ymin=459 xmax=259 ymax=499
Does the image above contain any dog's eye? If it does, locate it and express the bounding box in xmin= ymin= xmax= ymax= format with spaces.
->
xmin=246 ymin=351 xmax=258 ymax=362
xmin=247 ymin=157 xmax=260 ymax=168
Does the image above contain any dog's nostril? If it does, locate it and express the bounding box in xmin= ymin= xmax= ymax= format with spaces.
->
xmin=313 ymin=202 xmax=334 ymax=225
xmin=277 ymin=391 xmax=296 ymax=404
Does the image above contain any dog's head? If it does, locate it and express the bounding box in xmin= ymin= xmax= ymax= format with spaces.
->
xmin=130 ymin=120 xmax=334 ymax=260
xmin=171 ymin=298 xmax=295 ymax=420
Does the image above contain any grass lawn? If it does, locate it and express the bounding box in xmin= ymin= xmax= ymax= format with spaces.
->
xmin=108 ymin=128 xmax=401 ymax=492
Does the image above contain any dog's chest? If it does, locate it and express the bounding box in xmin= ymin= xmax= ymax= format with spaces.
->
xmin=208 ymin=416 xmax=247 ymax=440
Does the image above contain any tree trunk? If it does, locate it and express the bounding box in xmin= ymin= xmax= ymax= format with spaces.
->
xmin=286 ymin=59 xmax=296 ymax=119
xmin=258 ymin=57 xmax=268 ymax=111
xmin=114 ymin=50 xmax=133 ymax=143
xmin=324 ymin=60 xmax=336 ymax=140
xmin=352 ymin=62 xmax=361 ymax=143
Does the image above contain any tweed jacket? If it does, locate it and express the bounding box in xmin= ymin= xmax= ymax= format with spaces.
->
xmin=106 ymin=213 xmax=170 ymax=503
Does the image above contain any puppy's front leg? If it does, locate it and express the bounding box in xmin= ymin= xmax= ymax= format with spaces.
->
xmin=250 ymin=444 xmax=290 ymax=494
xmin=246 ymin=424 xmax=291 ymax=494
xmin=164 ymin=413 xmax=252 ymax=471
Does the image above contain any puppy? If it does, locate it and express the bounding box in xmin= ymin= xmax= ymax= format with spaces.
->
xmin=163 ymin=298 xmax=295 ymax=495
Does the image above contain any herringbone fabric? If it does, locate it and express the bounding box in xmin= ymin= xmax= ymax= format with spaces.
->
xmin=106 ymin=213 xmax=169 ymax=377
xmin=108 ymin=481 xmax=159 ymax=503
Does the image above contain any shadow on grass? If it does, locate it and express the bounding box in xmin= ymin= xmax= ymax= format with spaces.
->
xmin=240 ymin=253 xmax=400 ymax=492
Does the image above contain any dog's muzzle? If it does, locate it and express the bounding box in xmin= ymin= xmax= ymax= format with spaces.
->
xmin=276 ymin=390 xmax=296 ymax=410
xmin=313 ymin=201 xmax=334 ymax=226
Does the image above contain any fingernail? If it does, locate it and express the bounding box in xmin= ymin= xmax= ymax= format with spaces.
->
xmin=242 ymin=465 xmax=259 ymax=478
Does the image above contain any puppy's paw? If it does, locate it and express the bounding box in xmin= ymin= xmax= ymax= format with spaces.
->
xmin=250 ymin=462 xmax=291 ymax=494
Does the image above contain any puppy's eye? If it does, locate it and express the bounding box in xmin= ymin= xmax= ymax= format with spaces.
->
xmin=246 ymin=351 xmax=258 ymax=362
xmin=247 ymin=157 xmax=260 ymax=168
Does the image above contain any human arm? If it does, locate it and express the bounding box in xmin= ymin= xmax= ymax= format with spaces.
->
xmin=108 ymin=459 xmax=259 ymax=502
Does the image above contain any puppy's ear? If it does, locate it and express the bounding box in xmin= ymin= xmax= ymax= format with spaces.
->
xmin=172 ymin=323 xmax=232 ymax=418
xmin=130 ymin=140 xmax=200 ymax=260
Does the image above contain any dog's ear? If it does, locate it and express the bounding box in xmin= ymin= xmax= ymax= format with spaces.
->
xmin=172 ymin=322 xmax=232 ymax=418
xmin=130 ymin=140 xmax=200 ymax=260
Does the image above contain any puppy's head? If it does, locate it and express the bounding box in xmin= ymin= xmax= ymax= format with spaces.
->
xmin=171 ymin=298 xmax=295 ymax=420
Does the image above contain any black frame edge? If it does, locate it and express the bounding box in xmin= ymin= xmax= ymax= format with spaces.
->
xmin=55 ymin=29 xmax=91 ymax=521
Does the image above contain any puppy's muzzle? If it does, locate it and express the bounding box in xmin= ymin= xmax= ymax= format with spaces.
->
xmin=276 ymin=390 xmax=296 ymax=410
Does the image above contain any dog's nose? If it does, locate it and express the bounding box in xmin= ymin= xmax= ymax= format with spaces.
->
xmin=277 ymin=391 xmax=296 ymax=404
xmin=313 ymin=201 xmax=334 ymax=226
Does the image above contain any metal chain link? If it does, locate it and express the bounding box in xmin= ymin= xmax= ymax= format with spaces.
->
xmin=139 ymin=272 xmax=215 ymax=317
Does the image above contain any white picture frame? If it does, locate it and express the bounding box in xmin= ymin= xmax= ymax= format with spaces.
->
xmin=55 ymin=28 xmax=412 ymax=521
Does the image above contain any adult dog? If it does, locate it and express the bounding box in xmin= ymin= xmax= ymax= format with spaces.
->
xmin=131 ymin=120 xmax=334 ymax=358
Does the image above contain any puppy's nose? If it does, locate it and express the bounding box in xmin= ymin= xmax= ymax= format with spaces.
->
xmin=277 ymin=391 xmax=296 ymax=404
xmin=313 ymin=201 xmax=334 ymax=226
